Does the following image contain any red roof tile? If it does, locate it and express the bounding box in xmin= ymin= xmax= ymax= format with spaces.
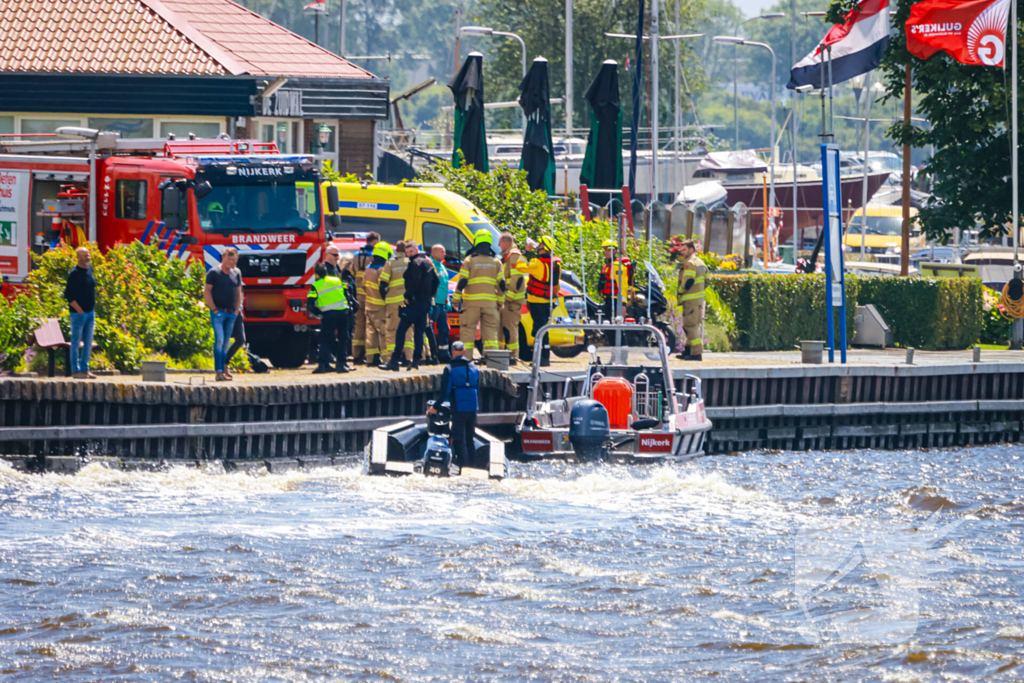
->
xmin=0 ymin=0 xmax=374 ymax=79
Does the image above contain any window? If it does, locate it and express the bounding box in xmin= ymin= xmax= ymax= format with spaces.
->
xmin=0 ymin=116 xmax=12 ymax=135
xmin=338 ymin=216 xmax=405 ymax=243
xmin=423 ymin=222 xmax=472 ymax=259
xmin=116 ymin=180 xmax=148 ymax=220
xmin=20 ymin=118 xmax=82 ymax=135
xmin=158 ymin=120 xmax=221 ymax=140
xmin=88 ymin=117 xmax=154 ymax=139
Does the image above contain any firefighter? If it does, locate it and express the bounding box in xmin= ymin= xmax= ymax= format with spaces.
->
xmin=525 ymin=235 xmax=560 ymax=366
xmin=675 ymin=239 xmax=706 ymax=361
xmin=347 ymin=231 xmax=379 ymax=364
xmin=306 ymin=262 xmax=351 ymax=374
xmin=597 ymin=239 xmax=633 ymax=344
xmin=453 ymin=230 xmax=505 ymax=362
xmin=498 ymin=232 xmax=529 ymax=364
xmin=379 ymin=241 xmax=412 ymax=366
xmin=362 ymin=242 xmax=390 ymax=366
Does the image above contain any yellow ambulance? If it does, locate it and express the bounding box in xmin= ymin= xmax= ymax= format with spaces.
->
xmin=843 ymin=205 xmax=923 ymax=254
xmin=323 ymin=181 xmax=584 ymax=358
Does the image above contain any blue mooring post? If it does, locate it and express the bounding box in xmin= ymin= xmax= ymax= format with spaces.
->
xmin=820 ymin=143 xmax=847 ymax=363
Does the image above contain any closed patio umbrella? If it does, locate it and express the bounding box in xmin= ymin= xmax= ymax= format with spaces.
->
xmin=579 ymin=60 xmax=624 ymax=208
xmin=449 ymin=51 xmax=489 ymax=172
xmin=518 ymin=57 xmax=556 ymax=194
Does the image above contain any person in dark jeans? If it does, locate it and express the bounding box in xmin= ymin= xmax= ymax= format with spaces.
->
xmin=383 ymin=241 xmax=438 ymax=371
xmin=428 ymin=341 xmax=478 ymax=469
xmin=64 ymin=247 xmax=97 ymax=379
xmin=204 ymin=247 xmax=243 ymax=381
xmin=428 ymin=244 xmax=451 ymax=363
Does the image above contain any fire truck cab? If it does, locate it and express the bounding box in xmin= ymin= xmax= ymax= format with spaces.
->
xmin=0 ymin=128 xmax=338 ymax=368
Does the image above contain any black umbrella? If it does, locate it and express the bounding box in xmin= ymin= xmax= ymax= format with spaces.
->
xmin=579 ymin=60 xmax=624 ymax=208
xmin=448 ymin=52 xmax=489 ymax=172
xmin=518 ymin=57 xmax=556 ymax=194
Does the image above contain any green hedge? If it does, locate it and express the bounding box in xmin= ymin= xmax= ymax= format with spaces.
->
xmin=857 ymin=277 xmax=983 ymax=350
xmin=710 ymin=274 xmax=858 ymax=351
xmin=708 ymin=274 xmax=984 ymax=351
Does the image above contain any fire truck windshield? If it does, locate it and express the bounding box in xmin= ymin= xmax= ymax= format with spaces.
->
xmin=194 ymin=165 xmax=321 ymax=234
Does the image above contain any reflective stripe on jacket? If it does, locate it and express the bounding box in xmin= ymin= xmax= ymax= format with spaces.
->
xmin=351 ymin=246 xmax=374 ymax=297
xmin=363 ymin=266 xmax=385 ymax=309
xmin=600 ymin=258 xmax=631 ymax=298
xmin=380 ymin=256 xmax=408 ymax=305
xmin=677 ymin=254 xmax=707 ymax=304
xmin=454 ymin=254 xmax=504 ymax=304
xmin=503 ymin=248 xmax=529 ymax=303
xmin=307 ymin=275 xmax=349 ymax=312
xmin=526 ymin=254 xmax=561 ymax=302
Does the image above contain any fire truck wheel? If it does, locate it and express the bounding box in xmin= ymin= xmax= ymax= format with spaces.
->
xmin=269 ymin=330 xmax=313 ymax=369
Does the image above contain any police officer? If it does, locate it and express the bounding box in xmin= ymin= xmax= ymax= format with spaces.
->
xmin=498 ymin=232 xmax=529 ymax=364
xmin=382 ymin=241 xmax=438 ymax=372
xmin=380 ymin=240 xmax=412 ymax=366
xmin=348 ymin=232 xmax=379 ymax=364
xmin=524 ymin=235 xmax=560 ymax=366
xmin=306 ymin=262 xmax=351 ymax=373
xmin=362 ymin=242 xmax=390 ymax=366
xmin=428 ymin=341 xmax=479 ymax=469
xmin=454 ymin=230 xmax=505 ymax=362
xmin=675 ymin=239 xmax=706 ymax=361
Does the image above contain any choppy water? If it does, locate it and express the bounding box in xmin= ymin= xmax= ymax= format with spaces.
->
xmin=1 ymin=446 xmax=1022 ymax=682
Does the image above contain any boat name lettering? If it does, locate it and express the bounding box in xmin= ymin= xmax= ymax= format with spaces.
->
xmin=520 ymin=431 xmax=554 ymax=452
xmin=639 ymin=434 xmax=673 ymax=453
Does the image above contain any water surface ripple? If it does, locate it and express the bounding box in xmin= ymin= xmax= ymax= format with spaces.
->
xmin=1 ymin=445 xmax=1022 ymax=681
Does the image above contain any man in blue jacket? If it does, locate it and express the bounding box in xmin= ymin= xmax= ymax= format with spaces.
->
xmin=427 ymin=341 xmax=478 ymax=468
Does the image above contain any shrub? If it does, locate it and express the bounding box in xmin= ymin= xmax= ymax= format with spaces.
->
xmin=857 ymin=277 xmax=983 ymax=350
xmin=710 ymin=274 xmax=859 ymax=351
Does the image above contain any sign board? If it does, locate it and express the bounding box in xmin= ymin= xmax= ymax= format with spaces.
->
xmin=820 ymin=144 xmax=847 ymax=363
xmin=0 ymin=170 xmax=29 ymax=278
xmin=260 ymin=89 xmax=304 ymax=118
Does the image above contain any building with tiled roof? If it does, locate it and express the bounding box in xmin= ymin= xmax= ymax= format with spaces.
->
xmin=0 ymin=0 xmax=389 ymax=174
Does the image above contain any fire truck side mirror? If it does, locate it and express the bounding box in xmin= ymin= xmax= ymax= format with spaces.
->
xmin=193 ymin=180 xmax=212 ymax=200
xmin=326 ymin=185 xmax=340 ymax=213
xmin=327 ymin=214 xmax=341 ymax=230
xmin=161 ymin=185 xmax=183 ymax=231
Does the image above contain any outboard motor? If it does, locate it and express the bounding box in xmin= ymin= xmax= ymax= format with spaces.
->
xmin=569 ymin=399 xmax=611 ymax=462
xmin=423 ymin=400 xmax=456 ymax=477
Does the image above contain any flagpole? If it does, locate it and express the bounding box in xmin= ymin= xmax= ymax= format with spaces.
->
xmin=1013 ymin=0 xmax=1022 ymax=348
xmin=901 ymin=63 xmax=911 ymax=277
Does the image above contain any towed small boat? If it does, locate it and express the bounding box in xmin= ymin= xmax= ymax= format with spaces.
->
xmin=518 ymin=322 xmax=712 ymax=463
xmin=366 ymin=401 xmax=508 ymax=480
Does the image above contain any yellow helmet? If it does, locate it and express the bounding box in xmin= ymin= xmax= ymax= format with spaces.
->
xmin=474 ymin=229 xmax=493 ymax=245
xmin=372 ymin=242 xmax=392 ymax=259
xmin=538 ymin=235 xmax=554 ymax=251
xmin=601 ymin=239 xmax=617 ymax=248
xmin=208 ymin=202 xmax=224 ymax=214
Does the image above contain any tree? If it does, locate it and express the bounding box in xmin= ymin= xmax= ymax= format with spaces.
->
xmin=851 ymin=0 xmax=1023 ymax=240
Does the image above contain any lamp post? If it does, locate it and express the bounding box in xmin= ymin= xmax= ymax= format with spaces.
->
xmin=461 ymin=26 xmax=527 ymax=131
xmin=715 ymin=36 xmax=776 ymax=263
xmin=732 ymin=14 xmax=784 ymax=152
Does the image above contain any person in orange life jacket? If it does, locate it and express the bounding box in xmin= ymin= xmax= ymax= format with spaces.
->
xmin=524 ymin=235 xmax=560 ymax=366
xmin=382 ymin=241 xmax=439 ymax=372
xmin=596 ymin=239 xmax=633 ymax=344
xmin=427 ymin=341 xmax=479 ymax=469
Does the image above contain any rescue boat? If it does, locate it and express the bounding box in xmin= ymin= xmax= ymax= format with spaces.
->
xmin=517 ymin=322 xmax=712 ymax=463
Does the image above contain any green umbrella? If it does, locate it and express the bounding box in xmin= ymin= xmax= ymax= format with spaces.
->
xmin=519 ymin=57 xmax=555 ymax=194
xmin=449 ymin=52 xmax=489 ymax=172
xmin=579 ymin=60 xmax=624 ymax=207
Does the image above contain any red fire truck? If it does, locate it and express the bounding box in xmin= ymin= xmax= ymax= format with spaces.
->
xmin=0 ymin=128 xmax=341 ymax=368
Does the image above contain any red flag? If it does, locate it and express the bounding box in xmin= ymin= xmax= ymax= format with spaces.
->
xmin=304 ymin=0 xmax=327 ymax=12
xmin=906 ymin=0 xmax=1010 ymax=66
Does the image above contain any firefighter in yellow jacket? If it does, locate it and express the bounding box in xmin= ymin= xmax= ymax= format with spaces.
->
xmin=347 ymin=231 xmax=379 ymax=364
xmin=379 ymin=241 xmax=413 ymax=365
xmin=498 ymin=231 xmax=529 ymax=363
xmin=362 ymin=242 xmax=391 ymax=366
xmin=675 ymin=239 xmax=706 ymax=361
xmin=453 ymin=230 xmax=505 ymax=361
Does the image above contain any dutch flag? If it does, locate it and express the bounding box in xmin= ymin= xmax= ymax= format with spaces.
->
xmin=787 ymin=0 xmax=890 ymax=90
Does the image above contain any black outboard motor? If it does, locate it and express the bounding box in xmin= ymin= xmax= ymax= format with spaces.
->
xmin=569 ymin=399 xmax=611 ymax=462
xmin=423 ymin=400 xmax=456 ymax=477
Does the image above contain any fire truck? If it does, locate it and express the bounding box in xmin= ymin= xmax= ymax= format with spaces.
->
xmin=0 ymin=128 xmax=341 ymax=368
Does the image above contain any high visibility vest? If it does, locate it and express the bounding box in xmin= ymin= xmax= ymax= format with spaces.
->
xmin=307 ymin=275 xmax=349 ymax=312
xmin=380 ymin=256 xmax=408 ymax=305
xmin=364 ymin=266 xmax=385 ymax=309
xmin=454 ymin=254 xmax=504 ymax=304
xmin=527 ymin=254 xmax=561 ymax=301
xmin=503 ymin=248 xmax=529 ymax=304
xmin=601 ymin=257 xmax=631 ymax=298
xmin=678 ymin=254 xmax=707 ymax=304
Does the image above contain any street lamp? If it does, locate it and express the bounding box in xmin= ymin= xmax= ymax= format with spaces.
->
xmin=715 ymin=35 xmax=776 ymax=265
xmin=730 ymin=14 xmax=784 ymax=151
xmin=317 ymin=123 xmax=332 ymax=152
xmin=461 ymin=26 xmax=528 ymax=132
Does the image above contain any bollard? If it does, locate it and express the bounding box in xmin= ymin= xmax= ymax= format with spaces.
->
xmin=906 ymin=347 xmax=915 ymax=365
xmin=973 ymin=345 xmax=981 ymax=363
